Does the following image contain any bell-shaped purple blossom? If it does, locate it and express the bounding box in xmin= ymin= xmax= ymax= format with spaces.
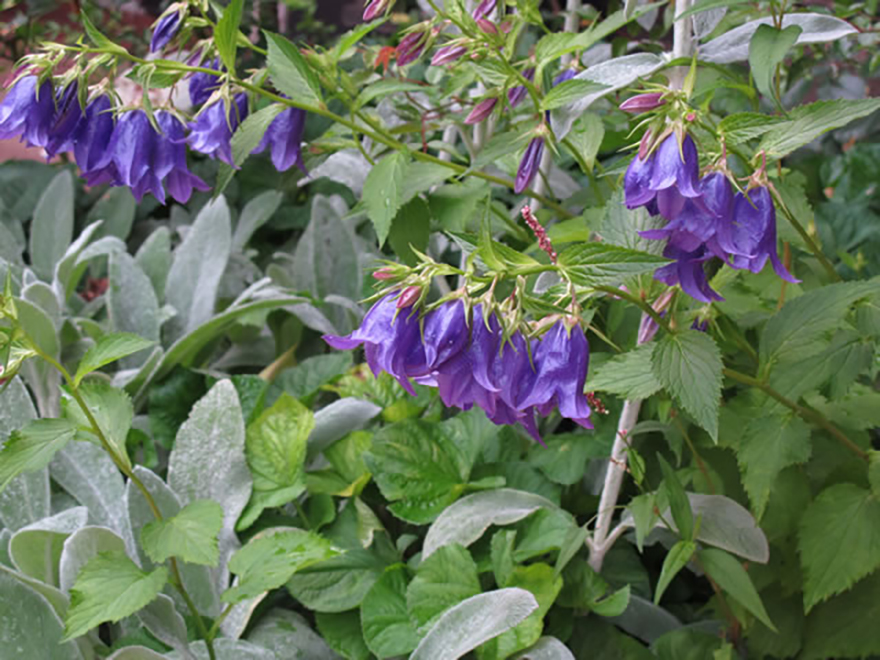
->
xmin=473 ymin=0 xmax=497 ymax=19
xmin=187 ymin=94 xmax=249 ymax=166
xmin=363 ymin=0 xmax=393 ymax=21
xmin=654 ymin=243 xmax=723 ymax=303
xmin=252 ymin=105 xmax=308 ymax=173
xmin=625 ymin=133 xmax=700 ymax=210
xmin=151 ymin=8 xmax=182 ymax=53
xmin=107 ymin=110 xmax=155 ymax=189
xmin=465 ymin=98 xmax=497 ymax=125
xmin=0 ymin=75 xmax=55 ymax=149
xmin=153 ymin=111 xmax=210 ymax=203
xmin=323 ymin=294 xmax=427 ymax=395
xmin=189 ymin=58 xmax=223 ymax=107
xmin=515 ymin=137 xmax=544 ymax=194
xmin=641 ymin=172 xmax=733 ymax=246
xmin=72 ymin=96 xmax=115 ymax=178
xmin=719 ymin=187 xmax=797 ymax=283
xmin=508 ymin=68 xmax=535 ymax=108
xmin=432 ymin=45 xmax=467 ymax=66
xmin=396 ymin=30 xmax=428 ymax=67
xmin=45 ymin=82 xmax=83 ymax=158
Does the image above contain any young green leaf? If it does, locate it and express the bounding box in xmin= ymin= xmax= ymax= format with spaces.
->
xmin=74 ymin=333 xmax=155 ymax=386
xmin=591 ymin=584 xmax=631 ymax=617
xmin=223 ymin=529 xmax=338 ymax=604
xmin=361 ymin=566 xmax=420 ymax=658
xmin=63 ymin=550 xmax=168 ymax=640
xmin=652 ymin=330 xmax=723 ymax=441
xmin=748 ymin=24 xmax=802 ymax=101
xmin=406 ymin=543 xmax=481 ymax=632
xmin=215 ymin=104 xmax=286 ymax=195
xmin=588 ymin=344 xmax=663 ymax=400
xmin=264 ymin=31 xmax=323 ymax=107
xmin=214 ymin=0 xmax=244 ymax=73
xmin=556 ymin=242 xmax=670 ymax=286
xmin=62 ymin=381 xmax=133 ymax=471
xmin=698 ymin=547 xmax=776 ymax=631
xmin=798 ymin=483 xmax=880 ymax=613
xmin=140 ymin=499 xmax=223 ymax=566
xmin=654 ymin=540 xmax=696 ymax=605
xmin=658 ymin=456 xmax=694 ymax=542
xmin=238 ymin=393 xmax=314 ymax=531
xmin=0 ymin=419 xmax=76 ymax=493
xmin=363 ymin=152 xmax=410 ymax=247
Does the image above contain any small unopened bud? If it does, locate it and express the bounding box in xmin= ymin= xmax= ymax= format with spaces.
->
xmin=476 ymin=18 xmax=497 ymax=34
xmin=515 ymin=137 xmax=545 ymax=195
xmin=619 ymin=92 xmax=665 ymax=114
xmin=508 ymin=68 xmax=535 ymax=108
xmin=499 ymin=20 xmax=513 ymax=33
xmin=397 ymin=286 xmax=421 ymax=309
xmin=472 ymin=0 xmax=497 ymax=19
xmin=465 ymin=97 xmax=497 ymax=125
xmin=373 ymin=267 xmax=396 ymax=280
xmin=431 ymin=45 xmax=467 ymax=66
xmin=638 ymin=129 xmax=652 ymax=160
xmin=396 ymin=29 xmax=428 ymax=67
xmin=363 ymin=0 xmax=393 ymax=21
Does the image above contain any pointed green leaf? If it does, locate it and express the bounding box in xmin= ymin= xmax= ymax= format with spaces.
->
xmin=362 ymin=566 xmax=420 ymax=658
xmin=215 ymin=0 xmax=244 ymax=72
xmin=655 ymin=540 xmax=696 ymax=605
xmin=406 ymin=544 xmax=481 ymax=633
xmin=698 ymin=547 xmax=776 ymax=631
xmin=264 ymin=31 xmax=323 ymax=107
xmin=363 ymin=152 xmax=409 ymax=247
xmin=658 ymin=456 xmax=694 ymax=541
xmin=748 ymin=24 xmax=802 ymax=100
xmin=140 ymin=499 xmax=223 ymax=567
xmin=556 ymin=242 xmax=670 ymax=286
xmin=588 ymin=344 xmax=662 ymax=400
xmin=74 ymin=333 xmax=155 ymax=385
xmin=63 ymin=550 xmax=168 ymax=640
xmin=0 ymin=419 xmax=76 ymax=493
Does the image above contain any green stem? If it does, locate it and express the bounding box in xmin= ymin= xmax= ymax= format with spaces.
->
xmin=722 ymin=368 xmax=867 ymax=461
xmin=594 ymin=285 xmax=673 ymax=334
xmin=207 ymin=603 xmax=235 ymax=641
xmin=771 ymin=189 xmax=841 ymax=283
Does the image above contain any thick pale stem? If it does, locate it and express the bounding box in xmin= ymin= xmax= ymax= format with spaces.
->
xmin=669 ymin=0 xmax=694 ymax=89
xmin=588 ymin=398 xmax=642 ymax=572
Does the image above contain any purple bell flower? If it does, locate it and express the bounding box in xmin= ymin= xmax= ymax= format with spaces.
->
xmin=107 ymin=110 xmax=155 ymax=189
xmin=73 ymin=96 xmax=116 ymax=180
xmin=252 ymin=106 xmax=308 ymax=173
xmin=515 ymin=137 xmax=544 ymax=194
xmin=719 ymin=187 xmax=797 ymax=283
xmin=187 ymin=94 xmax=249 ymax=166
xmin=323 ymin=294 xmax=427 ymax=395
xmin=45 ymin=82 xmax=83 ymax=158
xmin=641 ymin=172 xmax=733 ymax=245
xmin=150 ymin=9 xmax=182 ymax=53
xmin=0 ymin=75 xmax=55 ymax=149
xmin=514 ymin=321 xmax=592 ymax=430
xmin=189 ymin=58 xmax=223 ymax=107
xmin=153 ymin=111 xmax=210 ymax=203
xmin=508 ymin=68 xmax=535 ymax=108
xmin=654 ymin=243 xmax=723 ymax=303
xmin=625 ymin=133 xmax=701 ymax=210
xmin=420 ymin=300 xmax=469 ymax=373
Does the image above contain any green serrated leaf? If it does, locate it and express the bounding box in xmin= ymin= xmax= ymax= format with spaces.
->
xmin=264 ymin=31 xmax=323 ymax=107
xmin=224 ymin=529 xmax=338 ymax=604
xmin=214 ymin=0 xmax=244 ymax=72
xmin=62 ymin=381 xmax=133 ymax=470
xmin=362 ymin=566 xmax=420 ymax=658
xmin=334 ymin=18 xmax=386 ymax=61
xmin=717 ymin=112 xmax=784 ymax=144
xmin=698 ymin=547 xmax=776 ymax=631
xmin=798 ymin=483 xmax=880 ymax=613
xmin=63 ymin=550 xmax=167 ymax=640
xmin=655 ymin=540 xmax=696 ymax=605
xmin=140 ymin=499 xmax=223 ymax=566
xmin=800 ymin=572 xmax=880 ymax=659
xmin=364 ymin=152 xmax=409 ymax=247
xmin=0 ymin=419 xmax=76 ymax=492
xmin=557 ymin=242 xmax=670 ymax=286
xmin=356 ymin=80 xmax=425 ymax=110
xmin=238 ymin=393 xmax=314 ymax=531
xmin=407 ymin=544 xmax=481 ymax=633
xmin=588 ymin=344 xmax=662 ymax=400
xmin=748 ymin=24 xmax=802 ymax=101
xmin=653 ymin=330 xmax=723 ymax=441
xmin=760 ymin=98 xmax=880 ymax=159
xmin=74 ymin=333 xmax=155 ymax=386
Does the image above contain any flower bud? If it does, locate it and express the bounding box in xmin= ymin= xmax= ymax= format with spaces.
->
xmin=465 ymin=98 xmax=497 ymax=125
xmin=396 ymin=30 xmax=428 ymax=67
xmin=515 ymin=137 xmax=545 ymax=194
xmin=373 ymin=267 xmax=397 ymax=281
xmin=472 ymin=0 xmax=497 ymax=19
xmin=431 ymin=45 xmax=467 ymax=66
xmin=508 ymin=68 xmax=535 ymax=108
xmin=150 ymin=4 xmax=184 ymax=53
xmin=619 ymin=92 xmax=665 ymax=114
xmin=396 ymin=286 xmax=421 ymax=309
xmin=476 ymin=18 xmax=498 ymax=34
xmin=363 ymin=0 xmax=393 ymax=21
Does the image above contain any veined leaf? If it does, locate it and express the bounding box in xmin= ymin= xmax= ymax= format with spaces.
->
xmin=587 ymin=344 xmax=662 ymax=400
xmin=214 ymin=0 xmax=244 ymax=72
xmin=362 ymin=566 xmax=420 ymax=658
xmin=264 ymin=31 xmax=323 ymax=107
xmin=698 ymin=547 xmax=776 ymax=631
xmin=363 ymin=152 xmax=410 ymax=247
xmin=407 ymin=544 xmax=481 ymax=633
xmin=74 ymin=333 xmax=155 ymax=386
xmin=655 ymin=540 xmax=696 ymax=605
xmin=557 ymin=242 xmax=670 ymax=286
xmin=140 ymin=499 xmax=224 ymax=567
xmin=0 ymin=419 xmax=75 ymax=493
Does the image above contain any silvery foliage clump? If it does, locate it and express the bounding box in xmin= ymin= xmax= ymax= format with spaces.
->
xmin=0 ymin=0 xmax=879 ymax=658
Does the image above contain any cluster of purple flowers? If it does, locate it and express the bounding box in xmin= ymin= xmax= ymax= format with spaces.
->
xmin=624 ymin=132 xmax=796 ymax=302
xmin=0 ymin=70 xmax=307 ymax=204
xmin=324 ymin=295 xmax=592 ymax=442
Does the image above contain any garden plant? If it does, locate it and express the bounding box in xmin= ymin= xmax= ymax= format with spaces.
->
xmin=0 ymin=0 xmax=878 ymax=658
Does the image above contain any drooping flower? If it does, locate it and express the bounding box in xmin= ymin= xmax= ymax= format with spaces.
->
xmin=465 ymin=98 xmax=497 ymax=125
xmin=0 ymin=75 xmax=55 ymax=149
xmin=72 ymin=96 xmax=116 ymax=178
xmin=515 ymin=137 xmax=544 ymax=194
xmin=252 ymin=105 xmax=308 ymax=173
xmin=718 ymin=187 xmax=797 ymax=283
xmin=654 ymin=243 xmax=723 ymax=303
xmin=153 ymin=111 xmax=210 ymax=203
xmin=640 ymin=172 xmax=733 ymax=245
xmin=431 ymin=45 xmax=467 ymax=66
xmin=189 ymin=58 xmax=223 ymax=107
xmin=625 ymin=133 xmax=700 ymax=210
xmin=150 ymin=7 xmax=183 ymax=53
xmin=106 ymin=110 xmax=155 ymax=189
xmin=45 ymin=82 xmax=83 ymax=158
xmin=187 ymin=94 xmax=249 ymax=166
xmin=508 ymin=68 xmax=535 ymax=108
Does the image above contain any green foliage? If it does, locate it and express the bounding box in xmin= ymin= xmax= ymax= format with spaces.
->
xmin=363 ymin=152 xmax=410 ymax=247
xmin=140 ymin=499 xmax=223 ymax=566
xmin=74 ymin=333 xmax=155 ymax=386
xmin=361 ymin=566 xmax=421 ymax=658
xmin=407 ymin=543 xmax=481 ymax=632
xmin=0 ymin=419 xmax=75 ymax=492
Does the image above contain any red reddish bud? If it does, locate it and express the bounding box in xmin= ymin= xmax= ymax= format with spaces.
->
xmin=396 ymin=286 xmax=421 ymax=309
xmin=620 ymin=92 xmax=665 ymax=114
xmin=476 ymin=18 xmax=498 ymax=34
xmin=373 ymin=267 xmax=396 ymax=280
